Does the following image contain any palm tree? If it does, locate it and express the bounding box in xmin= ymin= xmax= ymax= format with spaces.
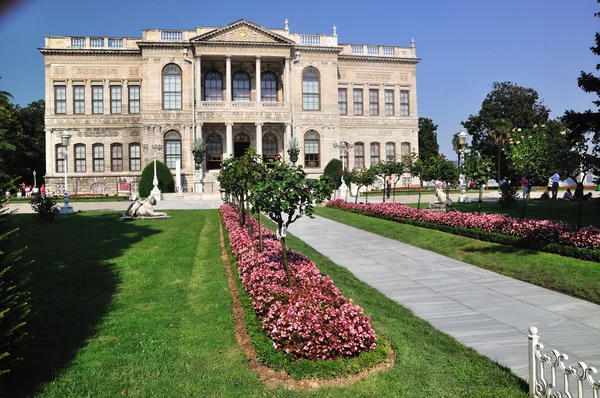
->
xmin=490 ymin=119 xmax=512 ymax=187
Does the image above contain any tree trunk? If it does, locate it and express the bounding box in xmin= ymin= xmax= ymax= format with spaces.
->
xmin=382 ymin=180 xmax=386 ymax=203
xmin=240 ymin=193 xmax=246 ymax=226
xmin=520 ymin=188 xmax=529 ymax=219
xmin=478 ymin=185 xmax=483 ymax=214
xmin=497 ymin=145 xmax=502 ymax=191
xmin=258 ymin=210 xmax=263 ymax=252
xmin=577 ymin=193 xmax=584 ymax=230
xmin=279 ymin=225 xmax=292 ymax=288
xmin=355 ymin=185 xmax=362 ymax=204
xmin=417 ymin=180 xmax=422 ymax=209
xmin=366 ymin=186 xmax=369 ymax=204
xmin=393 ymin=183 xmax=397 ymax=202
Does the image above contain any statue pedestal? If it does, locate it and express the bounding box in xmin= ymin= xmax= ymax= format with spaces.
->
xmin=150 ymin=187 xmax=162 ymax=202
xmin=338 ymin=181 xmax=349 ymax=201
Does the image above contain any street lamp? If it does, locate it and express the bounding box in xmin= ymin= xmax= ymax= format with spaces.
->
xmin=33 ymin=170 xmax=37 ymax=188
xmin=457 ymin=130 xmax=468 ymax=187
xmin=59 ymin=130 xmax=73 ymax=214
xmin=290 ymin=51 xmax=300 ymax=164
xmin=333 ymin=141 xmax=354 ymax=200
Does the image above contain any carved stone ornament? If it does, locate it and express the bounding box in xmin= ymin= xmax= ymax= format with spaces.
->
xmin=75 ymin=67 xmax=120 ymax=76
xmin=208 ymin=27 xmax=277 ymax=43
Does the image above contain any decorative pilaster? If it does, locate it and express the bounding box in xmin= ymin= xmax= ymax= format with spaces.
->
xmin=255 ymin=56 xmax=261 ymax=106
xmin=285 ymin=123 xmax=292 ymax=148
xmin=284 ymin=57 xmax=290 ymax=105
xmin=225 ymin=56 xmax=232 ymax=103
xmin=225 ymin=122 xmax=233 ymax=159
xmin=196 ymin=55 xmax=202 ymax=104
xmin=123 ymin=79 xmax=129 ymax=114
xmin=66 ymin=79 xmax=73 ymax=114
xmin=255 ymin=122 xmax=263 ymax=157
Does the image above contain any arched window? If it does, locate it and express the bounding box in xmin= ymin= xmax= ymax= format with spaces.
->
xmin=233 ymin=71 xmax=250 ymax=102
xmin=56 ymin=144 xmax=65 ymax=173
xmin=204 ymin=71 xmax=223 ymax=101
xmin=262 ymin=132 xmax=278 ymax=163
xmin=93 ymin=144 xmax=105 ymax=172
xmin=261 ymin=71 xmax=277 ymax=102
xmin=370 ymin=142 xmax=380 ymax=165
xmin=129 ymin=143 xmax=141 ymax=171
xmin=111 ymin=143 xmax=123 ymax=171
xmin=354 ymin=142 xmax=364 ymax=169
xmin=304 ymin=130 xmax=320 ymax=168
xmin=302 ymin=67 xmax=320 ymax=110
xmin=401 ymin=142 xmax=411 ymax=157
xmin=386 ymin=142 xmax=396 ymax=161
xmin=206 ymin=133 xmax=223 ymax=170
xmin=163 ymin=64 xmax=182 ymax=110
xmin=74 ymin=144 xmax=86 ymax=172
xmin=164 ymin=130 xmax=181 ymax=169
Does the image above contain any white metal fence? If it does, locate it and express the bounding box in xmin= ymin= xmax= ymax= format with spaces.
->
xmin=529 ymin=326 xmax=600 ymax=397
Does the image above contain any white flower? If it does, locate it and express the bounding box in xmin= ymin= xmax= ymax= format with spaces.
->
xmin=517 ymin=128 xmax=522 ymax=132
xmin=541 ymin=124 xmax=546 ymax=128
xmin=516 ymin=140 xmax=521 ymax=144
xmin=533 ymin=124 xmax=538 ymax=128
xmin=560 ymin=131 xmax=566 ymax=135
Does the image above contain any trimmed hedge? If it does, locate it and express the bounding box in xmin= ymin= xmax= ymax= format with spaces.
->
xmin=324 ymin=159 xmax=342 ymax=189
xmin=138 ymin=160 xmax=175 ymax=198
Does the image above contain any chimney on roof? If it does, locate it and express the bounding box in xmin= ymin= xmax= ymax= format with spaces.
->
xmin=284 ymin=19 xmax=289 ymax=33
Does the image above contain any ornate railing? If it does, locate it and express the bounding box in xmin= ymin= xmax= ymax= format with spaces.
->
xmin=231 ymin=102 xmax=255 ymax=107
xmin=529 ymin=326 xmax=600 ymax=397
xmin=261 ymin=102 xmax=286 ymax=107
xmin=300 ymin=34 xmax=320 ymax=45
xmin=200 ymin=101 xmax=226 ymax=107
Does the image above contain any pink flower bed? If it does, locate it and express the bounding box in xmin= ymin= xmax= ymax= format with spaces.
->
xmin=327 ymin=199 xmax=600 ymax=251
xmin=221 ymin=204 xmax=377 ymax=360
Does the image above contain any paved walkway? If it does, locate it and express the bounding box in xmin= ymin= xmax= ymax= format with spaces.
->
xmin=290 ymin=214 xmax=600 ymax=381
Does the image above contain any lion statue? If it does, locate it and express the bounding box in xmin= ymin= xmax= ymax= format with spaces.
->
xmin=125 ymin=197 xmax=167 ymax=218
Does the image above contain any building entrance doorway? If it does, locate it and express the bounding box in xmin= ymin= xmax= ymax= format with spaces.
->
xmin=234 ymin=132 xmax=251 ymax=158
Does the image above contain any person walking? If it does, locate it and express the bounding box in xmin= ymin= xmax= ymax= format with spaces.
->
xmin=386 ymin=176 xmax=392 ymax=199
xmin=40 ymin=184 xmax=46 ymax=196
xmin=521 ymin=176 xmax=529 ymax=199
xmin=550 ymin=171 xmax=560 ymax=200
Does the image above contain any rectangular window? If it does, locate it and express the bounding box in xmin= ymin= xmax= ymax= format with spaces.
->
xmin=400 ymin=90 xmax=409 ymax=116
xmin=401 ymin=142 xmax=411 ymax=157
xmin=73 ymin=85 xmax=85 ymax=114
xmin=338 ymin=88 xmax=347 ymax=115
xmin=129 ymin=143 xmax=141 ymax=171
xmin=353 ymin=88 xmax=363 ymax=115
xmin=111 ymin=144 xmax=123 ymax=171
xmin=54 ymin=85 xmax=66 ymax=114
xmin=385 ymin=89 xmax=394 ymax=116
xmin=354 ymin=143 xmax=364 ymax=169
xmin=56 ymin=145 xmax=65 ymax=173
xmin=128 ymin=86 xmax=140 ymax=114
xmin=92 ymin=86 xmax=103 ymax=114
xmin=110 ymin=86 xmax=122 ymax=114
xmin=370 ymin=143 xmax=380 ymax=165
xmin=386 ymin=143 xmax=396 ymax=160
xmin=93 ymin=144 xmax=104 ymax=172
xmin=74 ymin=144 xmax=86 ymax=172
xmin=369 ymin=89 xmax=379 ymax=116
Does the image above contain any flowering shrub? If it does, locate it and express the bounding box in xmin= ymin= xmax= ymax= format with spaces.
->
xmin=221 ymin=204 xmax=377 ymax=360
xmin=326 ymin=199 xmax=600 ymax=260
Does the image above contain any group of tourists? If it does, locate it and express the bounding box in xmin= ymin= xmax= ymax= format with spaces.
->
xmin=5 ymin=182 xmax=46 ymax=199
xmin=520 ymin=171 xmax=593 ymax=201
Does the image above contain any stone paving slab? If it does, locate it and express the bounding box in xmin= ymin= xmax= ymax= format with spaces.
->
xmin=289 ymin=214 xmax=600 ymax=382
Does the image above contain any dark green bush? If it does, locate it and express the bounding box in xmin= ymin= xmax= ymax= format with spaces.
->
xmin=138 ymin=160 xmax=175 ymax=198
xmin=0 ymin=187 xmax=31 ymax=379
xmin=30 ymin=194 xmax=59 ymax=222
xmin=498 ymin=182 xmax=519 ymax=208
xmin=323 ymin=159 xmax=342 ymax=189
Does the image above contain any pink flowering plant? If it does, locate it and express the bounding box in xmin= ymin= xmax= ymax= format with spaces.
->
xmin=326 ymin=199 xmax=600 ymax=260
xmin=221 ymin=204 xmax=378 ymax=360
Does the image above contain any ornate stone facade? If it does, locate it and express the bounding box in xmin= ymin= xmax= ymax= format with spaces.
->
xmin=41 ymin=19 xmax=419 ymax=194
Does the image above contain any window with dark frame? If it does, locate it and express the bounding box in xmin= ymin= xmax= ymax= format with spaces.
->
xmin=401 ymin=142 xmax=411 ymax=157
xmin=164 ymin=131 xmax=181 ymax=169
xmin=338 ymin=88 xmax=347 ymax=115
xmin=73 ymin=85 xmax=85 ymax=114
xmin=111 ymin=143 xmax=123 ymax=171
xmin=385 ymin=89 xmax=394 ymax=116
xmin=386 ymin=142 xmax=396 ymax=160
xmin=304 ymin=130 xmax=320 ymax=167
xmin=369 ymin=89 xmax=379 ymax=116
xmin=261 ymin=72 xmax=277 ymax=102
xmin=206 ymin=133 xmax=223 ymax=170
xmin=129 ymin=86 xmax=140 ymax=113
xmin=370 ymin=142 xmax=380 ymax=165
xmin=354 ymin=143 xmax=364 ymax=169
xmin=74 ymin=144 xmax=86 ymax=172
xmin=233 ymin=71 xmax=251 ymax=102
xmin=55 ymin=85 xmax=66 ymax=114
xmin=92 ymin=85 xmax=103 ymax=114
xmin=56 ymin=144 xmax=65 ymax=172
xmin=353 ymin=88 xmax=363 ymax=115
xmin=204 ymin=71 xmax=223 ymax=101
xmin=163 ymin=64 xmax=182 ymax=109
xmin=262 ymin=133 xmax=278 ymax=163
xmin=93 ymin=144 xmax=104 ymax=172
xmin=400 ymin=90 xmax=409 ymax=116
xmin=302 ymin=67 xmax=320 ymax=110
xmin=110 ymin=86 xmax=122 ymax=114
xmin=129 ymin=143 xmax=141 ymax=171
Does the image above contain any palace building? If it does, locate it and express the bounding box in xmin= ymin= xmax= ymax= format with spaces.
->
xmin=40 ymin=19 xmax=420 ymax=195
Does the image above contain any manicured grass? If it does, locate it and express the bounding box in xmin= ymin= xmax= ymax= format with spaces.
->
xmin=314 ymin=207 xmax=600 ymax=305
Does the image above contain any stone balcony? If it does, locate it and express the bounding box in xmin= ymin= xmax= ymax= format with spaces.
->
xmin=43 ymin=36 xmax=140 ymax=50
xmin=197 ymin=101 xmax=291 ymax=124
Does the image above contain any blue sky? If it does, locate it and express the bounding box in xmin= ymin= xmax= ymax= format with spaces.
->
xmin=0 ymin=0 xmax=598 ymax=159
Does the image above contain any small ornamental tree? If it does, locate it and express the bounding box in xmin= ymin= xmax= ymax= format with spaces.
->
xmin=259 ymin=161 xmax=316 ymax=287
xmin=350 ymin=167 xmax=377 ymax=204
xmin=404 ymin=152 xmax=425 ymax=209
xmin=388 ymin=157 xmax=406 ymax=202
xmin=243 ymin=148 xmax=269 ymax=251
xmin=463 ymin=150 xmax=494 ymax=213
xmin=138 ymin=160 xmax=174 ymax=198
xmin=373 ymin=161 xmax=396 ymax=203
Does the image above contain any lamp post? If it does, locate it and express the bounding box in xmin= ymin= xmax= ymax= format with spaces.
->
xmin=33 ymin=170 xmax=37 ymax=188
xmin=333 ymin=141 xmax=353 ymax=200
xmin=59 ymin=130 xmax=73 ymax=214
xmin=457 ymin=130 xmax=468 ymax=187
xmin=290 ymin=51 xmax=300 ymax=163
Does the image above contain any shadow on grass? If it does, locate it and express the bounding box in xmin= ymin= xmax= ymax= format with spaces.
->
xmin=5 ymin=212 xmax=159 ymax=397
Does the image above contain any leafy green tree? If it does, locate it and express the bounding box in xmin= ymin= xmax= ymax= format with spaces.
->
xmin=350 ymin=167 xmax=377 ymax=204
xmin=0 ymin=85 xmax=20 ymax=186
xmin=418 ymin=117 xmax=440 ymax=161
xmin=138 ymin=160 xmax=175 ymax=197
xmin=15 ymin=100 xmax=46 ymax=184
xmin=373 ymin=161 xmax=397 ymax=203
xmin=323 ymin=158 xmax=342 ymax=191
xmin=388 ymin=157 xmax=405 ymax=202
xmin=463 ymin=151 xmax=494 ymax=213
xmin=404 ymin=152 xmax=425 ymax=208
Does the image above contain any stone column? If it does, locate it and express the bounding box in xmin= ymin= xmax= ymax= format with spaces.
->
xmin=123 ymin=79 xmax=129 ymax=114
xmin=285 ymin=122 xmax=292 ymax=148
xmin=255 ymin=56 xmax=261 ymax=106
xmin=396 ymin=85 xmax=401 ymax=116
xmin=255 ymin=122 xmax=263 ymax=157
xmin=226 ymin=122 xmax=233 ymax=158
xmin=196 ymin=55 xmax=202 ymax=104
xmin=284 ymin=57 xmax=290 ymax=105
xmin=66 ymin=79 xmax=73 ymax=114
xmin=104 ymin=80 xmax=110 ymax=114
xmin=379 ymin=84 xmax=385 ymax=116
xmin=225 ymin=56 xmax=232 ymax=103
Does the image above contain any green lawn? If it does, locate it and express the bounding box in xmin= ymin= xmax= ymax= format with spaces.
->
xmin=314 ymin=207 xmax=600 ymax=305
xmin=3 ymin=210 xmax=527 ymax=397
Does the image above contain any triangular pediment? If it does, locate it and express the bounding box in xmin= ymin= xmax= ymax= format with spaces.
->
xmin=191 ymin=19 xmax=294 ymax=45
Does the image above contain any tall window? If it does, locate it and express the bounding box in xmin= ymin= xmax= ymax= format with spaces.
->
xmin=55 ymin=85 xmax=66 ymax=114
xmin=74 ymin=144 xmax=86 ymax=172
xmin=111 ymin=86 xmax=122 ymax=114
xmin=129 ymin=86 xmax=140 ymax=113
xmin=262 ymin=133 xmax=278 ymax=163
xmin=338 ymin=88 xmax=347 ymax=115
xmin=93 ymin=144 xmax=104 ymax=172
xmin=204 ymin=71 xmax=223 ymax=101
xmin=163 ymin=64 xmax=182 ymax=109
xmin=73 ymin=85 xmax=85 ymax=114
xmin=400 ymin=90 xmax=409 ymax=116
xmin=111 ymin=143 xmax=123 ymax=171
xmin=92 ymin=86 xmax=103 ymax=114
xmin=261 ymin=72 xmax=277 ymax=102
xmin=56 ymin=144 xmax=65 ymax=172
xmin=385 ymin=89 xmax=394 ymax=116
xmin=386 ymin=142 xmax=396 ymax=161
xmin=129 ymin=143 xmax=141 ymax=171
xmin=354 ymin=143 xmax=364 ymax=168
xmin=207 ymin=133 xmax=223 ymax=170
xmin=370 ymin=142 xmax=380 ymax=165
xmin=401 ymin=142 xmax=411 ymax=157
xmin=233 ymin=71 xmax=251 ymax=102
xmin=353 ymin=88 xmax=363 ymax=115
xmin=302 ymin=67 xmax=320 ymax=110
xmin=304 ymin=130 xmax=320 ymax=168
xmin=369 ymin=89 xmax=379 ymax=116
xmin=164 ymin=130 xmax=181 ymax=169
